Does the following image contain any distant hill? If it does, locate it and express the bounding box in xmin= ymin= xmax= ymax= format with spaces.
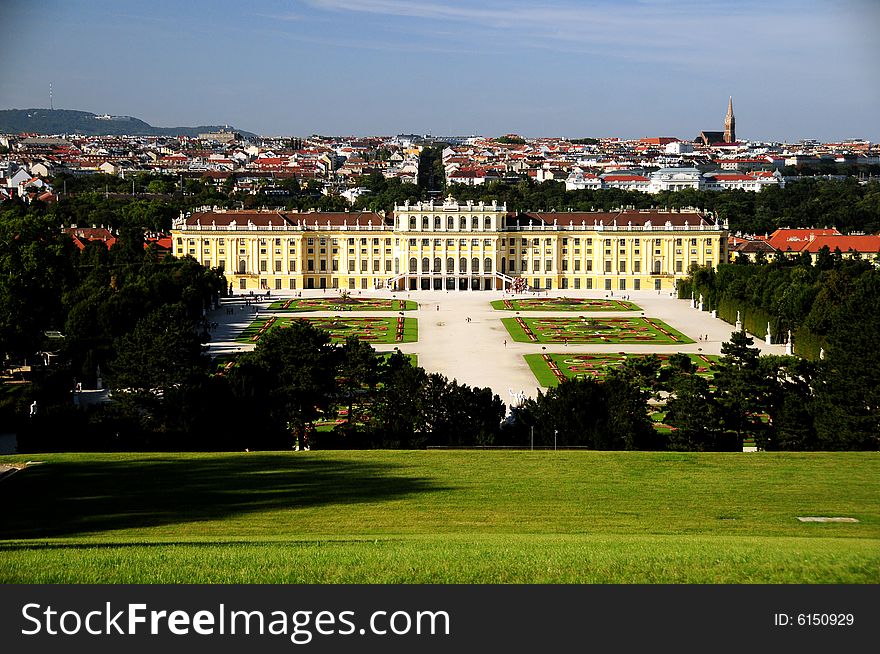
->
xmin=0 ymin=108 xmax=258 ymax=138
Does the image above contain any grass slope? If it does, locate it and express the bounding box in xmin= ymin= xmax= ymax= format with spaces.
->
xmin=1 ymin=451 xmax=877 ymax=583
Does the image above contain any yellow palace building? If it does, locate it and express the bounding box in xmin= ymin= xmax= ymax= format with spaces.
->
xmin=170 ymin=197 xmax=728 ymax=293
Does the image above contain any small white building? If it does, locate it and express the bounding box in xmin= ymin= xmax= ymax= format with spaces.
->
xmin=647 ymin=167 xmax=703 ymax=193
xmin=564 ymin=171 xmax=602 ymax=191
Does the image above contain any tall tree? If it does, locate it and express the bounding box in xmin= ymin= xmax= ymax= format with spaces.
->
xmin=714 ymin=330 xmax=766 ymax=444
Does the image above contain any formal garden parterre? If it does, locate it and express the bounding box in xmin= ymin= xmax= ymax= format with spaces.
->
xmin=502 ymin=316 xmax=694 ymax=344
xmin=526 ymin=352 xmax=720 ymax=387
xmin=237 ymin=316 xmax=418 ymax=344
xmin=268 ymin=297 xmax=418 ymax=312
xmin=491 ymin=297 xmax=641 ymax=311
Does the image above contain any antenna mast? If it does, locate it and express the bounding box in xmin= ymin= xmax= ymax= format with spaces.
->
xmin=49 ymin=83 xmax=53 ymax=110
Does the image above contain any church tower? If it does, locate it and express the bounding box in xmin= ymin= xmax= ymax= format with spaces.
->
xmin=724 ymin=96 xmax=736 ymax=143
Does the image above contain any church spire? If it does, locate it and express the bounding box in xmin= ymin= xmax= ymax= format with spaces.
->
xmin=724 ymin=96 xmax=736 ymax=143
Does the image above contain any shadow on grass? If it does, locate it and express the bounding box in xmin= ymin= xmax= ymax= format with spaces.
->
xmin=0 ymin=455 xmax=445 ymax=539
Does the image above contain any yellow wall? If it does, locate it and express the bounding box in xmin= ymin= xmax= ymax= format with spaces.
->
xmin=172 ymin=206 xmax=726 ymax=292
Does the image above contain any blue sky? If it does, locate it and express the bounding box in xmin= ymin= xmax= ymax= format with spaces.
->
xmin=1 ymin=0 xmax=877 ymax=140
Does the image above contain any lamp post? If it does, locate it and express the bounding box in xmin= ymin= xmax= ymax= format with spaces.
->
xmin=554 ymin=429 xmax=558 ymax=451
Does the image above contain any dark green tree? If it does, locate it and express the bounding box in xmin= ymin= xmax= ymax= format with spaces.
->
xmin=664 ymin=374 xmax=728 ymax=450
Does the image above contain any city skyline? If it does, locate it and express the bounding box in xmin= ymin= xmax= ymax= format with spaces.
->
xmin=1 ymin=0 xmax=878 ymax=141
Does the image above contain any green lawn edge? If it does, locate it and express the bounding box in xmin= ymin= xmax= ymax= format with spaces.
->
xmin=525 ymin=352 xmax=720 ymax=388
xmin=1 ymin=450 xmax=877 ymax=583
xmin=490 ymin=299 xmax=642 ymax=311
xmin=502 ymin=316 xmax=694 ymax=345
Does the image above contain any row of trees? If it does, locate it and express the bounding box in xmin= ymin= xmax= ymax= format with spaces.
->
xmin=678 ymin=257 xmax=880 ymax=449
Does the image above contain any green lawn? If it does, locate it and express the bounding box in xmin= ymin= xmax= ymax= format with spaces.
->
xmin=491 ymin=297 xmax=641 ymax=311
xmin=267 ymin=298 xmax=418 ymax=312
xmin=1 ymin=451 xmax=877 ymax=583
xmin=526 ymin=353 xmax=720 ymax=387
xmin=503 ymin=316 xmax=694 ymax=344
xmin=237 ymin=316 xmax=418 ymax=344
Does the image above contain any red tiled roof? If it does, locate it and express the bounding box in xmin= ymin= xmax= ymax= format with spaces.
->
xmin=602 ymin=175 xmax=649 ymax=182
xmin=522 ymin=210 xmax=711 ymax=228
xmin=766 ymin=228 xmax=841 ymax=251
xmin=185 ymin=210 xmax=389 ymax=228
xmin=800 ymin=235 xmax=880 ymax=254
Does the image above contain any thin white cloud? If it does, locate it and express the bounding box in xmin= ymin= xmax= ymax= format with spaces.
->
xmin=302 ymin=0 xmax=841 ymax=63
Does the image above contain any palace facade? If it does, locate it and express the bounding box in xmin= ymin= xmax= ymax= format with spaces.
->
xmin=170 ymin=197 xmax=728 ymax=292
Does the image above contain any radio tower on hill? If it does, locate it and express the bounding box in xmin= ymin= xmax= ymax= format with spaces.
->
xmin=49 ymin=83 xmax=53 ymax=110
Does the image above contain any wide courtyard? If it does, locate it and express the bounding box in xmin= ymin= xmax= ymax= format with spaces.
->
xmin=208 ymin=288 xmax=788 ymax=401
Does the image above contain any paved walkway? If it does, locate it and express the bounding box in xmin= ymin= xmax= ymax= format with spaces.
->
xmin=205 ymin=289 xmax=788 ymax=403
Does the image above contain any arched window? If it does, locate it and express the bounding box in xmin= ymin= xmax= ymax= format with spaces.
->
xmin=409 ymin=257 xmax=418 ymax=273
xmin=471 ymin=217 xmax=478 ymax=229
xmin=434 ymin=216 xmax=441 ymax=230
xmin=460 ymin=257 xmax=467 ymax=272
xmin=472 ymin=257 xmax=480 ymax=273
xmin=395 ymin=259 xmax=400 ymax=274
xmin=433 ymin=257 xmax=441 ymax=272
xmin=409 ymin=217 xmax=416 ymax=229
xmin=422 ymin=257 xmax=430 ymax=273
xmin=484 ymin=257 xmax=492 ymax=273
xmin=447 ymin=217 xmax=454 ymax=230
xmin=422 ymin=217 xmax=429 ymax=230
xmin=238 ymin=259 xmax=247 ymax=274
xmin=459 ymin=217 xmax=467 ymax=230
xmin=485 ymin=217 xmax=492 ymax=229
xmin=447 ymin=257 xmax=454 ymax=273
xmin=653 ymin=260 xmax=661 ymax=274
